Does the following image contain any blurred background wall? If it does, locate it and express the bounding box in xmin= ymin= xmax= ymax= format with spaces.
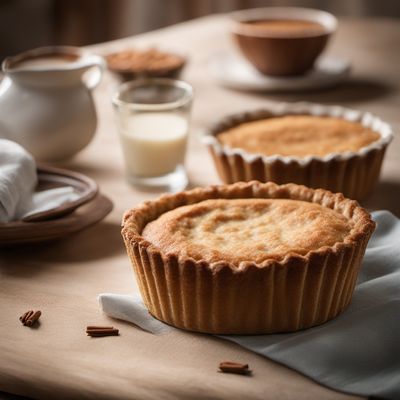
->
xmin=1 ymin=0 xmax=399 ymax=60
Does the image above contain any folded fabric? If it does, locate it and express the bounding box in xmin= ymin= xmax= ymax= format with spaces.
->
xmin=0 ymin=139 xmax=80 ymax=222
xmin=21 ymin=187 xmax=80 ymax=219
xmin=99 ymin=210 xmax=400 ymax=400
xmin=0 ymin=139 xmax=37 ymax=222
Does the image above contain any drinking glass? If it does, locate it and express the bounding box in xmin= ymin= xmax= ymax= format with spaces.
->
xmin=112 ymin=78 xmax=193 ymax=191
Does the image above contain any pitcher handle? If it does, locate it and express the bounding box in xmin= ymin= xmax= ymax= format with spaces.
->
xmin=83 ymin=55 xmax=106 ymax=90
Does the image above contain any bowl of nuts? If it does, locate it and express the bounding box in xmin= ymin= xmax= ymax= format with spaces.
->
xmin=105 ymin=47 xmax=187 ymax=81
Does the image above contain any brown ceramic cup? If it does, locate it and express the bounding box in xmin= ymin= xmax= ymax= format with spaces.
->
xmin=230 ymin=7 xmax=337 ymax=76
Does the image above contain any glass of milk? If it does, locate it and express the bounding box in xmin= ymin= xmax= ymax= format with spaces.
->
xmin=112 ymin=78 xmax=193 ymax=191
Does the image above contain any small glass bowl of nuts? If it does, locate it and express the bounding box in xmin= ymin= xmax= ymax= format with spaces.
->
xmin=105 ymin=47 xmax=187 ymax=81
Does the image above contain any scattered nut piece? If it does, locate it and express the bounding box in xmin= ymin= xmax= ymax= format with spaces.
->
xmin=86 ymin=326 xmax=119 ymax=337
xmin=219 ymin=361 xmax=252 ymax=375
xmin=19 ymin=310 xmax=41 ymax=327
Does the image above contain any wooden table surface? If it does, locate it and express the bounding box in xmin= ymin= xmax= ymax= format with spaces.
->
xmin=1 ymin=15 xmax=399 ymax=400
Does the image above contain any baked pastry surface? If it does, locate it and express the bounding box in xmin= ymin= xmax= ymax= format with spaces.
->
xmin=217 ymin=115 xmax=380 ymax=157
xmin=106 ymin=48 xmax=185 ymax=79
xmin=142 ymin=198 xmax=352 ymax=265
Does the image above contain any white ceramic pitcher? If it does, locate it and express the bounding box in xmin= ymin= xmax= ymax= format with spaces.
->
xmin=0 ymin=46 xmax=105 ymax=161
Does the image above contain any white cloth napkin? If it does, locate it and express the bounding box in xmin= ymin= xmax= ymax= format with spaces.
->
xmin=0 ymin=139 xmax=80 ymax=222
xmin=21 ymin=186 xmax=80 ymax=219
xmin=99 ymin=210 xmax=400 ymax=400
xmin=0 ymin=139 xmax=37 ymax=222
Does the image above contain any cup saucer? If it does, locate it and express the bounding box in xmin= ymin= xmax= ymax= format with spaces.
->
xmin=207 ymin=51 xmax=350 ymax=92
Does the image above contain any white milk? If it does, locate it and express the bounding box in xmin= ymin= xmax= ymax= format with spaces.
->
xmin=119 ymin=112 xmax=188 ymax=177
xmin=15 ymin=56 xmax=77 ymax=69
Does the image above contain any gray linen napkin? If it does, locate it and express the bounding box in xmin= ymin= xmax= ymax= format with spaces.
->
xmin=99 ymin=210 xmax=400 ymax=400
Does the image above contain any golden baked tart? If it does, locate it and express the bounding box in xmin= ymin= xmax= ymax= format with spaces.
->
xmin=204 ymin=103 xmax=393 ymax=200
xmin=106 ymin=48 xmax=186 ymax=81
xmin=122 ymin=181 xmax=375 ymax=334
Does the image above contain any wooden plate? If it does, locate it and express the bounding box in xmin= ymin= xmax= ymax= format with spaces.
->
xmin=0 ymin=194 xmax=113 ymax=246
xmin=21 ymin=165 xmax=99 ymax=222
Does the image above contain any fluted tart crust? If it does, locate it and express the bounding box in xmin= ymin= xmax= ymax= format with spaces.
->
xmin=122 ymin=181 xmax=375 ymax=334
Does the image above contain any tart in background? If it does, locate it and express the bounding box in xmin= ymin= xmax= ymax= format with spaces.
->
xmin=122 ymin=181 xmax=375 ymax=334
xmin=106 ymin=48 xmax=186 ymax=81
xmin=203 ymin=103 xmax=393 ymax=200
